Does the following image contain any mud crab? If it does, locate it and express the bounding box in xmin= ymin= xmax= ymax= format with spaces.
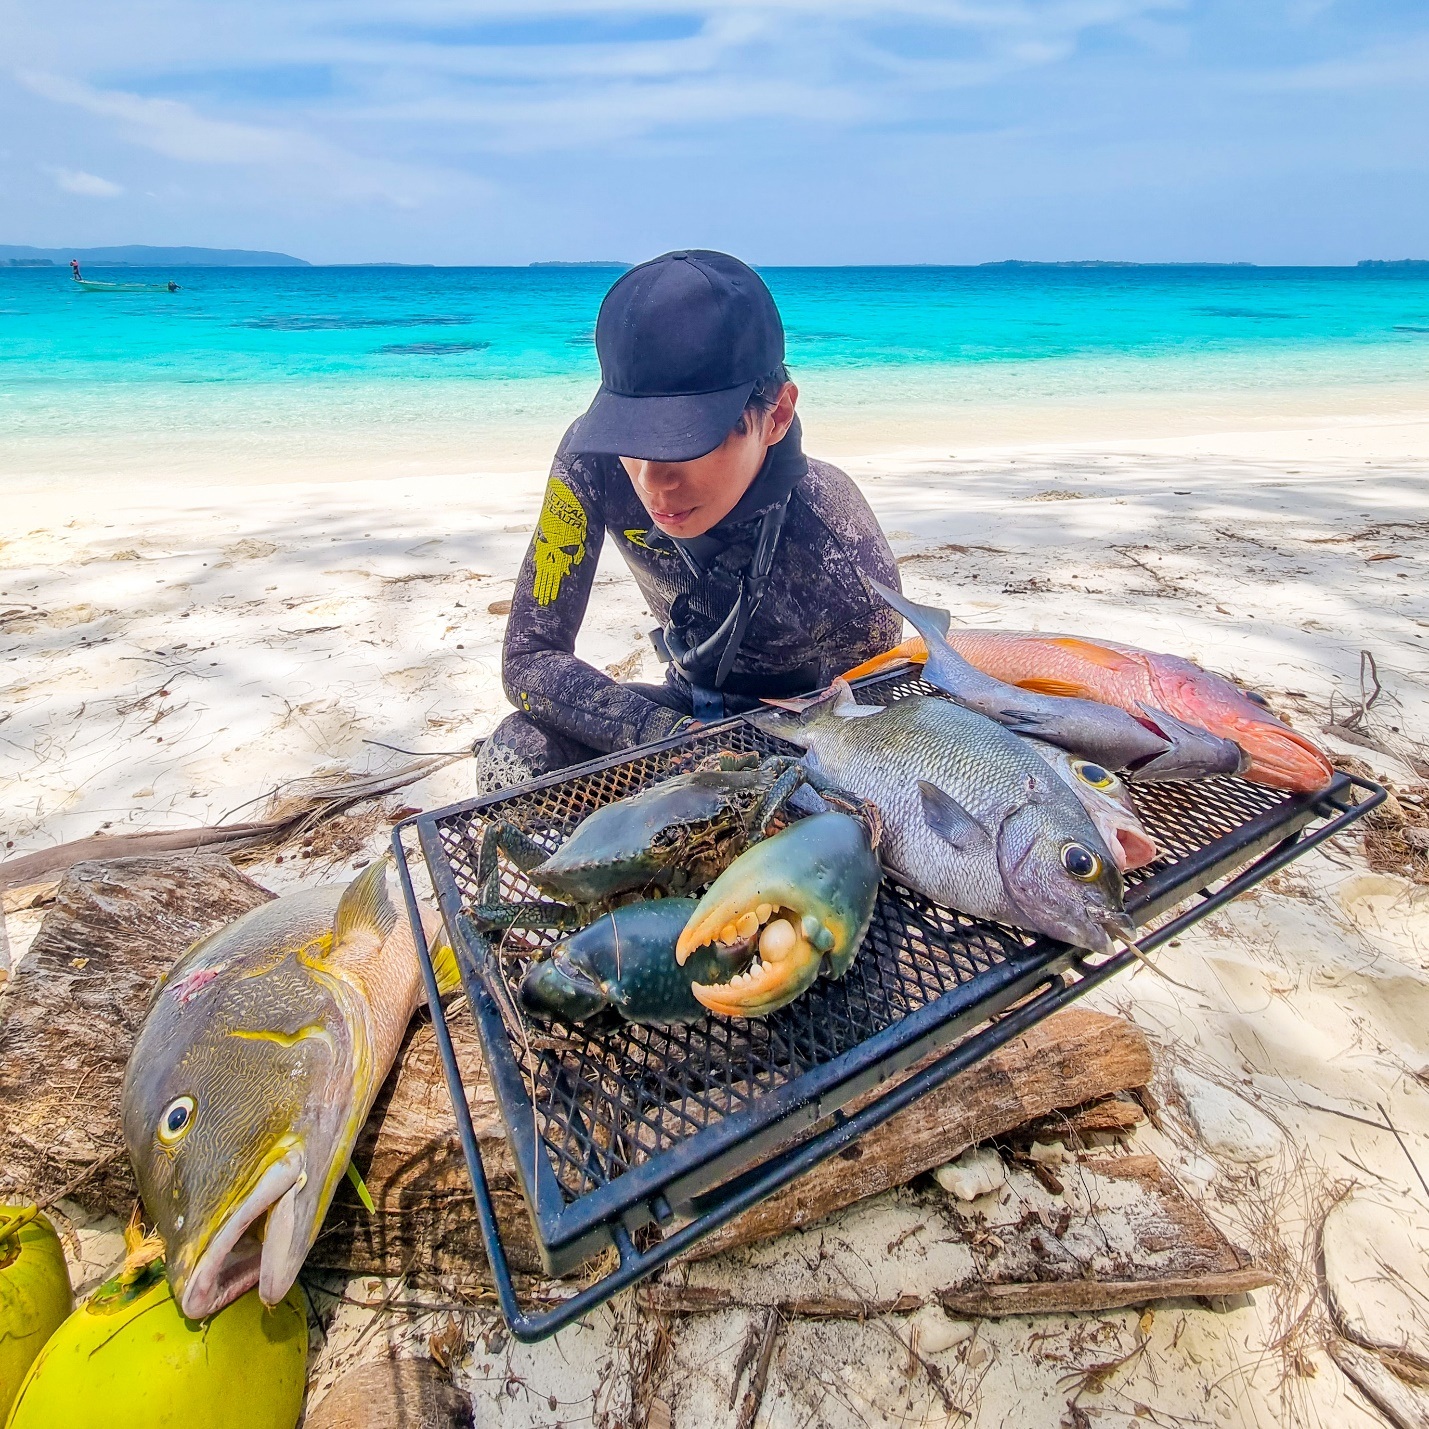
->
xmin=518 ymin=811 xmax=883 ymax=1023
xmin=472 ymin=752 xmax=874 ymax=933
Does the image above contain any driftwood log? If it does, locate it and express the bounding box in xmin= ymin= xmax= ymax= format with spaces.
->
xmin=1 ymin=854 xmax=1167 ymax=1293
xmin=687 ymin=1007 xmax=1153 ymax=1260
xmin=0 ymin=856 xmax=274 ymax=1210
xmin=647 ymin=1153 xmax=1270 ymax=1320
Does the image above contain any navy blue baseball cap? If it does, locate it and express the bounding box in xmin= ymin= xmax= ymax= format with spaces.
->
xmin=572 ymin=250 xmax=786 ymax=462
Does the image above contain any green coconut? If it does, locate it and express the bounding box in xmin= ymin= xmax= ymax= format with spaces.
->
xmin=0 ymin=1205 xmax=74 ymax=1423
xmin=5 ymin=1235 xmax=307 ymax=1429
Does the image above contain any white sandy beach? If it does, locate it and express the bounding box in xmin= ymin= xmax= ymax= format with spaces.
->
xmin=4 ymin=400 xmax=1429 ymax=1427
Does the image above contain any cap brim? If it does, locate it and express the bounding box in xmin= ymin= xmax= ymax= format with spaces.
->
xmin=571 ymin=381 xmax=755 ymax=461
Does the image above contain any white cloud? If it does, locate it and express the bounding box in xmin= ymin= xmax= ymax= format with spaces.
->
xmin=18 ymin=70 xmax=482 ymax=207
xmin=51 ymin=165 xmax=122 ymax=196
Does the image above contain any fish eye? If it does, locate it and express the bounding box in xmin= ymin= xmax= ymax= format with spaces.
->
xmin=1061 ymin=844 xmax=1102 ymax=881
xmin=1071 ymin=760 xmax=1114 ymax=790
xmin=158 ymin=1096 xmax=196 ymax=1147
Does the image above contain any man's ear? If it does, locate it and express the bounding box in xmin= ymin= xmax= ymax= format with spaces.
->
xmin=765 ymin=381 xmax=798 ymax=446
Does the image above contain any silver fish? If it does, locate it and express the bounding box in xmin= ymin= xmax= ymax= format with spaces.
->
xmin=755 ymin=682 xmax=1133 ymax=955
xmin=867 ymin=578 xmax=1243 ymax=782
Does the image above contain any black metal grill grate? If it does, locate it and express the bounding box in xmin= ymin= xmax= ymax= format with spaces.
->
xmin=435 ymin=671 xmax=1297 ymax=1204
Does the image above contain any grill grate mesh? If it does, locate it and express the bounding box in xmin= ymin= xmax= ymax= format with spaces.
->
xmin=437 ymin=672 xmax=1292 ymax=1202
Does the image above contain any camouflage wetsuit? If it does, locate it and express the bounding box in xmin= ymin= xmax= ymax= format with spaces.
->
xmin=473 ymin=417 xmax=900 ymax=793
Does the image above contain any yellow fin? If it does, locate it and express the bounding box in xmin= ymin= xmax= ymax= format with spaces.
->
xmin=840 ymin=637 xmax=927 ymax=683
xmin=1046 ymin=636 xmax=1137 ymax=671
xmin=430 ymin=925 xmax=462 ymax=998
xmin=1017 ymin=674 xmax=1093 ymax=698
xmin=345 ymin=1160 xmax=377 ymax=1214
xmin=333 ymin=858 xmax=397 ymax=948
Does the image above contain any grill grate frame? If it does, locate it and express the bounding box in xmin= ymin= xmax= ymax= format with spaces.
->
xmin=400 ymin=669 xmax=1381 ymax=1327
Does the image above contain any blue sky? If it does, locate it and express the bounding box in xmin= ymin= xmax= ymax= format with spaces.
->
xmin=4 ymin=1 xmax=1427 ymax=264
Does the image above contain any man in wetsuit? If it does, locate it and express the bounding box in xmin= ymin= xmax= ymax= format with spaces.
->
xmin=473 ymin=249 xmax=901 ymax=794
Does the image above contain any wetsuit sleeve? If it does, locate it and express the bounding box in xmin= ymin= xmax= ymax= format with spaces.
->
xmin=501 ymin=450 xmax=689 ymax=753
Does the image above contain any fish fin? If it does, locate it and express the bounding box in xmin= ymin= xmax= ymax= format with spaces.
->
xmin=761 ymin=678 xmax=870 ymax=722
xmin=840 ymin=638 xmax=927 ymax=683
xmin=867 ymin=577 xmax=952 ymax=638
xmin=1016 ymin=675 xmax=1090 ymax=698
xmin=346 ymin=1160 xmax=377 ymax=1214
xmin=333 ymin=858 xmax=397 ymax=948
xmin=1046 ymin=636 xmax=1138 ymax=671
xmin=430 ymin=928 xmax=462 ymax=998
xmin=917 ymin=780 xmax=992 ymax=852
xmin=986 ymin=707 xmax=1052 ymax=736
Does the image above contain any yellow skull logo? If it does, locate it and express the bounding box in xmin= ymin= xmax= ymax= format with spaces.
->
xmin=531 ymin=477 xmax=588 ymax=607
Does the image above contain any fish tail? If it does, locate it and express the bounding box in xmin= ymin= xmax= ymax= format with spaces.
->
xmin=840 ymin=639 xmax=926 ymax=683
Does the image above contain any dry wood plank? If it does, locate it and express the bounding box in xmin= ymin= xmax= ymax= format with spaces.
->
xmin=937 ymin=1267 xmax=1273 ymax=1318
xmin=688 ymin=1008 xmax=1153 ymax=1260
xmin=0 ymin=856 xmax=274 ymax=1210
xmin=640 ymin=1285 xmax=922 ymax=1320
xmin=0 ymin=854 xmax=539 ymax=1280
xmin=1015 ymin=1095 xmax=1146 ymax=1146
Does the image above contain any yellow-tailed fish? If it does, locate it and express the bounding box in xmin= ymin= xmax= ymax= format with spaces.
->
xmin=120 ymin=859 xmax=456 ymax=1321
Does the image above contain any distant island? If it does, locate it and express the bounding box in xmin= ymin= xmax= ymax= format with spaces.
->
xmin=0 ymin=244 xmax=309 ymax=268
xmin=980 ymin=259 xmax=1258 ymax=269
xmin=1358 ymin=259 xmax=1429 ymax=270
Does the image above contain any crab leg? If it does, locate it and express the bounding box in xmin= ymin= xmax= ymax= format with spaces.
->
xmin=676 ymin=811 xmax=881 ymax=1017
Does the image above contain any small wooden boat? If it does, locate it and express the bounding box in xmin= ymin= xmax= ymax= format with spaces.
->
xmin=73 ymin=277 xmax=179 ymax=292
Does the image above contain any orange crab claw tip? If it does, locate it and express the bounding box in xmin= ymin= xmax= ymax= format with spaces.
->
xmin=674 ymin=922 xmax=711 ymax=965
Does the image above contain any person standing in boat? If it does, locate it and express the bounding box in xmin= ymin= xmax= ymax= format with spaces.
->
xmin=472 ymin=249 xmax=901 ymax=794
xmin=70 ymin=258 xmax=81 ymax=282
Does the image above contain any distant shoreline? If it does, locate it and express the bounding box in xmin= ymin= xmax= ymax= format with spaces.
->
xmin=5 ymin=249 xmax=1425 ymax=271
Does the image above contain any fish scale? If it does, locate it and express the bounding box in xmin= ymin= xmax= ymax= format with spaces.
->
xmin=121 ymin=862 xmax=452 ymax=1323
xmin=761 ymin=690 xmax=1129 ymax=952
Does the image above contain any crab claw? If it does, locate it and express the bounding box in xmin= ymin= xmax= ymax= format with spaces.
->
xmin=677 ymin=811 xmax=881 ymax=1018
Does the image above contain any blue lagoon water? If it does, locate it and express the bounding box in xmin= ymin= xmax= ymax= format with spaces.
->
xmin=3 ymin=264 xmax=1427 ymax=479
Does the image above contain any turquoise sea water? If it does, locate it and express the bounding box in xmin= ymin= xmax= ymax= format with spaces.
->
xmin=4 ymin=264 xmax=1428 ymax=475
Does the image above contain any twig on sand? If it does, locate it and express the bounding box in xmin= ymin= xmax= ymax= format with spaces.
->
xmin=1377 ymin=1101 xmax=1429 ymax=1202
xmin=362 ymin=738 xmax=475 ymax=758
xmin=1110 ymin=545 xmax=1183 ymax=597
xmin=735 ymin=1309 xmax=780 ymax=1429
xmin=1326 ymin=650 xmax=1383 ymax=735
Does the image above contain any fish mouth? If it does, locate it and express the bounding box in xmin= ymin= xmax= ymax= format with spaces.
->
xmin=1114 ymin=828 xmax=1160 ymax=868
xmin=1237 ymin=721 xmax=1334 ymax=793
xmin=1105 ymin=823 xmax=1159 ymax=873
xmin=1098 ymin=911 xmax=1139 ymax=958
xmin=178 ymin=1146 xmax=304 ymax=1320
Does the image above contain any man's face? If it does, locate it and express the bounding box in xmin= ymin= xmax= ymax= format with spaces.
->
xmin=621 ymin=382 xmax=797 ymax=539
